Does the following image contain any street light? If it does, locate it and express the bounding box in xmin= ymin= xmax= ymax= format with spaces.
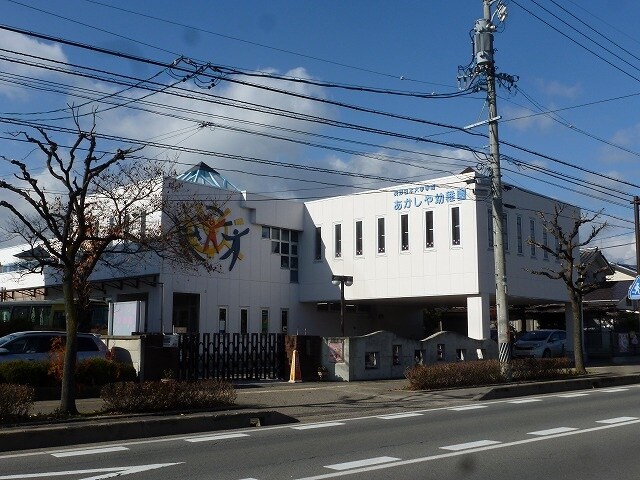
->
xmin=332 ymin=275 xmax=353 ymax=337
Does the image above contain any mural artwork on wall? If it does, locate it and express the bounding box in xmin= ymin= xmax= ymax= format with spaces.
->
xmin=190 ymin=205 xmax=249 ymax=271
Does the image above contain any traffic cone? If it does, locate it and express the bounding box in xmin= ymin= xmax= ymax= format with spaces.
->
xmin=289 ymin=349 xmax=302 ymax=383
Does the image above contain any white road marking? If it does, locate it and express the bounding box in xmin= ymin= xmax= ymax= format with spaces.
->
xmin=0 ymin=463 xmax=182 ymax=479
xmin=508 ymin=398 xmax=541 ymax=404
xmin=295 ymin=420 xmax=640 ymax=479
xmin=291 ymin=422 xmax=345 ymax=430
xmin=597 ymin=417 xmax=638 ymax=424
xmin=557 ymin=393 xmax=590 ymax=398
xmin=448 ymin=405 xmax=488 ymax=411
xmin=528 ymin=427 xmax=578 ymax=436
xmin=598 ymin=388 xmax=628 ymax=393
xmin=440 ymin=440 xmax=501 ymax=451
xmin=376 ymin=413 xmax=423 ymax=420
xmin=51 ymin=446 xmax=129 ymax=458
xmin=185 ymin=433 xmax=249 ymax=443
xmin=325 ymin=456 xmax=400 ymax=471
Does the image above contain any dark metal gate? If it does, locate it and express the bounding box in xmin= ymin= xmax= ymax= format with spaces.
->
xmin=177 ymin=333 xmax=287 ymax=380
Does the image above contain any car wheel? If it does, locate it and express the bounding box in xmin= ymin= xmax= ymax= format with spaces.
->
xmin=542 ymin=349 xmax=551 ymax=358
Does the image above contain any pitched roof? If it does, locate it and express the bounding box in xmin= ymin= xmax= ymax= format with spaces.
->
xmin=175 ymin=162 xmax=241 ymax=192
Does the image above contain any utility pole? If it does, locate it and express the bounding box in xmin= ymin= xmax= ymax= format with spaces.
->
xmin=634 ymin=196 xmax=640 ymax=331
xmin=460 ymin=0 xmax=513 ymax=379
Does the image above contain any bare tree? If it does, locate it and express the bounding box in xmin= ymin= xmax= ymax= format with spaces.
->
xmin=528 ymin=204 xmax=609 ymax=374
xmin=0 ymin=115 xmax=222 ymax=414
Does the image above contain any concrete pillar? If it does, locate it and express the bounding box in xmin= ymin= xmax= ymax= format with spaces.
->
xmin=467 ymin=295 xmax=491 ymax=340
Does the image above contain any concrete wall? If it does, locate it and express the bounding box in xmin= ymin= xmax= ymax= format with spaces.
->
xmin=321 ymin=330 xmax=498 ymax=381
xmin=104 ymin=336 xmax=142 ymax=374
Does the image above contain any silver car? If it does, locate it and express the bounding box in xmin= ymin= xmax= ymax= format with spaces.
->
xmin=513 ymin=329 xmax=566 ymax=358
xmin=0 ymin=331 xmax=109 ymax=363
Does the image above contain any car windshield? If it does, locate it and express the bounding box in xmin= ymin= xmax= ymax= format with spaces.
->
xmin=519 ymin=331 xmax=551 ymax=341
xmin=0 ymin=333 xmax=18 ymax=347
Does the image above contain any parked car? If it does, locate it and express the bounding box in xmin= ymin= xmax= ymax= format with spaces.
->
xmin=0 ymin=331 xmax=109 ymax=363
xmin=513 ymin=329 xmax=566 ymax=358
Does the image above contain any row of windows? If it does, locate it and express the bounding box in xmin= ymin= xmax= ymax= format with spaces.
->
xmin=315 ymin=207 xmax=461 ymax=260
xmin=488 ymin=211 xmax=559 ymax=260
xmin=217 ymin=306 xmax=289 ymax=334
xmin=262 ymin=226 xmax=299 ymax=282
xmin=316 ymin=209 xmax=559 ymax=261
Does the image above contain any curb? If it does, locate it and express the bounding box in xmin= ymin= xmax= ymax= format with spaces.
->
xmin=479 ymin=374 xmax=640 ymax=400
xmin=0 ymin=410 xmax=298 ymax=452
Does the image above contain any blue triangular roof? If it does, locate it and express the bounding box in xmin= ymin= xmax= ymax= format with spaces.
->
xmin=176 ymin=162 xmax=241 ymax=192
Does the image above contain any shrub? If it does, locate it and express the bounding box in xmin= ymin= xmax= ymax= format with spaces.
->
xmin=0 ymin=384 xmax=34 ymax=421
xmin=75 ymin=358 xmax=137 ymax=386
xmin=0 ymin=361 xmax=52 ymax=387
xmin=101 ymin=380 xmax=237 ymax=413
xmin=405 ymin=358 xmax=575 ymax=391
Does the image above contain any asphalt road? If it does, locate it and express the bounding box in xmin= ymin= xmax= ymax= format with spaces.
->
xmin=2 ymin=383 xmax=639 ymax=480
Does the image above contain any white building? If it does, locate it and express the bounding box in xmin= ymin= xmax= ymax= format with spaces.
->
xmin=0 ymin=163 xmax=578 ymax=341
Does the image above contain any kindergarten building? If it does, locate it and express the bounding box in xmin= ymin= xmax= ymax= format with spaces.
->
xmin=0 ymin=163 xmax=579 ymax=341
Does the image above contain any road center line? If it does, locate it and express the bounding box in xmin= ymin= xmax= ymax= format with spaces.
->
xmin=50 ymin=446 xmax=129 ymax=457
xmin=508 ymin=398 xmax=541 ymax=404
xmin=440 ymin=440 xmax=500 ymax=451
xmin=598 ymin=388 xmax=629 ymax=393
xmin=528 ymin=427 xmax=577 ymax=436
xmin=448 ymin=405 xmax=488 ymax=411
xmin=376 ymin=413 xmax=423 ymax=420
xmin=292 ymin=422 xmax=345 ymax=430
xmin=556 ymin=393 xmax=590 ymax=398
xmin=325 ymin=456 xmax=400 ymax=471
xmin=185 ymin=433 xmax=249 ymax=443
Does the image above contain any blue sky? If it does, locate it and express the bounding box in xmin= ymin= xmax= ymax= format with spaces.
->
xmin=1 ymin=1 xmax=640 ymax=264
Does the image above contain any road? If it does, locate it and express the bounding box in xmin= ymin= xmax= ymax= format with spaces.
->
xmin=2 ymin=384 xmax=639 ymax=479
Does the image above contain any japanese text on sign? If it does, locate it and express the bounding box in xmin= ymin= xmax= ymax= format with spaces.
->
xmin=393 ymin=187 xmax=467 ymax=210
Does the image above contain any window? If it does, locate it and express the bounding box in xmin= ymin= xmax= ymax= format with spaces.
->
xmin=271 ymin=228 xmax=280 ymax=240
xmin=487 ymin=209 xmax=493 ymax=249
xmin=334 ymin=223 xmax=342 ymax=258
xmin=400 ymin=214 xmax=409 ymax=251
xmin=240 ymin=308 xmax=248 ymax=334
xmin=529 ymin=219 xmax=536 ymax=257
xmin=355 ymin=220 xmax=363 ymax=256
xmin=516 ymin=215 xmax=523 ymax=254
xmin=543 ymin=229 xmax=549 ymax=260
xmin=261 ymin=226 xmax=270 ymax=238
xmin=377 ymin=217 xmax=386 ymax=253
xmin=281 ymin=309 xmax=288 ymax=333
xmin=314 ymin=226 xmax=322 ymax=260
xmin=425 ymin=210 xmax=434 ymax=248
xmin=261 ymin=309 xmax=269 ymax=333
xmin=365 ymin=351 xmax=379 ymax=369
xmin=218 ymin=307 xmax=227 ymax=333
xmin=392 ymin=345 xmax=402 ymax=365
xmin=451 ymin=207 xmax=461 ymax=246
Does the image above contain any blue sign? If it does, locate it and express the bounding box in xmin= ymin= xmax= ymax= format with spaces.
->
xmin=628 ymin=276 xmax=640 ymax=300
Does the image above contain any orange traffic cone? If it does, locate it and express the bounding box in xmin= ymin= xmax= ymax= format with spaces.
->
xmin=289 ymin=349 xmax=302 ymax=383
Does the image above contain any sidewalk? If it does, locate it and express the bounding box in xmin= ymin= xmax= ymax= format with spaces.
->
xmin=3 ymin=362 xmax=640 ymax=453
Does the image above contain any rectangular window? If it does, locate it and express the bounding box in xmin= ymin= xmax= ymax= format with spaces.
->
xmin=355 ymin=220 xmax=363 ymax=256
xmin=377 ymin=217 xmax=386 ymax=253
xmin=543 ymin=229 xmax=549 ymax=260
xmin=281 ymin=309 xmax=288 ymax=333
xmin=487 ymin=208 xmax=493 ymax=249
xmin=451 ymin=207 xmax=461 ymax=246
xmin=314 ymin=226 xmax=322 ymax=260
xmin=218 ymin=307 xmax=227 ymax=334
xmin=400 ymin=214 xmax=409 ymax=251
xmin=271 ymin=228 xmax=280 ymax=240
xmin=281 ymin=229 xmax=290 ymax=242
xmin=240 ymin=308 xmax=248 ymax=334
xmin=261 ymin=308 xmax=269 ymax=333
xmin=334 ymin=223 xmax=342 ymax=258
xmin=425 ymin=210 xmax=434 ymax=248
xmin=529 ymin=219 xmax=536 ymax=257
xmin=261 ymin=226 xmax=270 ymax=238
xmin=503 ymin=213 xmax=509 ymax=252
xmin=516 ymin=215 xmax=523 ymax=254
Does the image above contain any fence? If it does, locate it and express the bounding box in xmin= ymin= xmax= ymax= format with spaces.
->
xmin=177 ymin=333 xmax=287 ymax=381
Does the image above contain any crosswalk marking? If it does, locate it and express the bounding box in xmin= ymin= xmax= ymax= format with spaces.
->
xmin=597 ymin=417 xmax=638 ymax=424
xmin=325 ymin=456 xmax=400 ymax=470
xmin=440 ymin=440 xmax=501 ymax=451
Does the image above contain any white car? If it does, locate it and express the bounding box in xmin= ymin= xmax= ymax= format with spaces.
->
xmin=513 ymin=329 xmax=566 ymax=358
xmin=0 ymin=331 xmax=109 ymax=363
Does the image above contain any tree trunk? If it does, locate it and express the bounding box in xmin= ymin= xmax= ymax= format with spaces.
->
xmin=571 ymin=293 xmax=586 ymax=375
xmin=60 ymin=279 xmax=79 ymax=415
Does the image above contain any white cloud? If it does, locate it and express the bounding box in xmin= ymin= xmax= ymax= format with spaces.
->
xmin=536 ymin=79 xmax=583 ymax=99
xmin=501 ymin=104 xmax=555 ymax=132
xmin=0 ymin=30 xmax=68 ymax=100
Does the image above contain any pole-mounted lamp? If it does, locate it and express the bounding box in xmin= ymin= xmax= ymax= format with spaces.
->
xmin=331 ymin=275 xmax=353 ymax=337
